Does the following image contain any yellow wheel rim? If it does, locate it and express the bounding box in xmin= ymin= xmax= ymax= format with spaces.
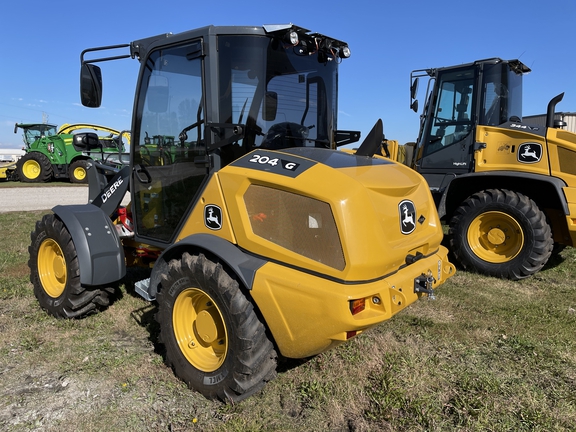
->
xmin=173 ymin=288 xmax=228 ymax=372
xmin=467 ymin=211 xmax=524 ymax=263
xmin=22 ymin=159 xmax=41 ymax=180
xmin=73 ymin=166 xmax=86 ymax=181
xmin=37 ymin=238 xmax=67 ymax=298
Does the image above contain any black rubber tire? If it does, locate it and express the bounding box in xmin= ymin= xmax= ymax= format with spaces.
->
xmin=29 ymin=213 xmax=118 ymax=318
xmin=16 ymin=152 xmax=53 ymax=183
xmin=68 ymin=159 xmax=90 ymax=184
xmin=157 ymin=252 xmax=277 ymax=403
xmin=448 ymin=189 xmax=553 ymax=280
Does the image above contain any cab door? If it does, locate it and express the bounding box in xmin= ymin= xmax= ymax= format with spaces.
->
xmin=131 ymin=40 xmax=207 ymax=243
xmin=416 ymin=68 xmax=475 ymax=190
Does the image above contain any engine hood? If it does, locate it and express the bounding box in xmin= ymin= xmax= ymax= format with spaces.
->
xmin=221 ymin=147 xmax=444 ymax=281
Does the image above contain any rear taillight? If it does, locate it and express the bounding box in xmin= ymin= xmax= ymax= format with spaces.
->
xmin=349 ymin=298 xmax=365 ymax=315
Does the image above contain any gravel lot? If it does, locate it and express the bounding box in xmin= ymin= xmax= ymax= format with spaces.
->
xmin=0 ymin=186 xmax=129 ymax=213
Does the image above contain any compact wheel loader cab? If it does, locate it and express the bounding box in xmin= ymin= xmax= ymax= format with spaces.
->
xmin=401 ymin=58 xmax=576 ymax=280
xmin=28 ymin=24 xmax=455 ymax=402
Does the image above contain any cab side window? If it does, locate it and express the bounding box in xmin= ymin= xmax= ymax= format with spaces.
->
xmin=424 ymin=74 xmax=473 ymax=156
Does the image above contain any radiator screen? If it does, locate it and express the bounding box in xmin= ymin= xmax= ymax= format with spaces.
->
xmin=244 ymin=185 xmax=345 ymax=270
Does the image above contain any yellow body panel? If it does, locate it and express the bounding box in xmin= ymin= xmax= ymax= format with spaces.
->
xmin=547 ymin=127 xmax=576 ymax=188
xmin=0 ymin=164 xmax=13 ymax=179
xmin=217 ymin=151 xmax=443 ymax=281
xmin=251 ymin=247 xmax=455 ymax=358
xmin=384 ymin=140 xmax=400 ymax=160
xmin=474 ymin=125 xmax=550 ymax=175
xmin=473 ymin=125 xmax=576 ymax=246
xmin=176 ymin=175 xmax=236 ymax=244
xmin=546 ymin=128 xmax=576 ymax=245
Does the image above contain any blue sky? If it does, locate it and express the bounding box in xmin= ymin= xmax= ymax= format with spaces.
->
xmin=1 ymin=0 xmax=575 ymax=148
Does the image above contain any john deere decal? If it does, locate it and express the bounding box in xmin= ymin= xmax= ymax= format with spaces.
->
xmin=399 ymin=200 xmax=416 ymax=235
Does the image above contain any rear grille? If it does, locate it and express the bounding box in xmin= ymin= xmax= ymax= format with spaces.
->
xmin=244 ymin=185 xmax=345 ymax=270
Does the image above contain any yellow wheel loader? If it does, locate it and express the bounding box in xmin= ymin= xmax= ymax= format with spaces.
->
xmin=388 ymin=58 xmax=576 ymax=280
xmin=28 ymin=24 xmax=454 ymax=402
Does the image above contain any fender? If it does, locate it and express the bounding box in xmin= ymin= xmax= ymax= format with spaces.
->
xmin=437 ymin=171 xmax=569 ymax=219
xmin=53 ymin=204 xmax=126 ymax=286
xmin=145 ymin=234 xmax=267 ymax=300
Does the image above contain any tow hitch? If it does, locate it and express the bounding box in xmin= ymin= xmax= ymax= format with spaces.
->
xmin=414 ymin=271 xmax=436 ymax=300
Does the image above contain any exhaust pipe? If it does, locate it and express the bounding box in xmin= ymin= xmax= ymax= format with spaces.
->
xmin=546 ymin=93 xmax=564 ymax=128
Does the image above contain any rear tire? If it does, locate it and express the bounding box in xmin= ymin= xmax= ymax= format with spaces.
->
xmin=16 ymin=152 xmax=53 ymax=183
xmin=157 ymin=252 xmax=277 ymax=402
xmin=29 ymin=214 xmax=118 ymax=318
xmin=69 ymin=159 xmax=90 ymax=184
xmin=449 ymin=189 xmax=553 ymax=280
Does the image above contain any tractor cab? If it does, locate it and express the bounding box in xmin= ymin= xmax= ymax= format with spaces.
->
xmin=14 ymin=123 xmax=58 ymax=147
xmin=81 ymin=24 xmax=356 ymax=244
xmin=409 ymin=58 xmax=530 ymax=190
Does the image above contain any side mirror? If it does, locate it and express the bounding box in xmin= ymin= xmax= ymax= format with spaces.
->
xmin=80 ymin=63 xmax=103 ymax=108
xmin=263 ymin=91 xmax=278 ymax=121
xmin=410 ymin=77 xmax=419 ymax=112
xmin=73 ymin=132 xmax=100 ymax=151
xmin=410 ymin=77 xmax=419 ymax=100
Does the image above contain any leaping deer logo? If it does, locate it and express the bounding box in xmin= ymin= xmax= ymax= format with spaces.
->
xmin=402 ymin=204 xmax=414 ymax=227
xmin=204 ymin=205 xmax=222 ymax=230
xmin=518 ymin=143 xmax=542 ymax=164
xmin=399 ymin=200 xmax=416 ymax=235
xmin=521 ymin=145 xmax=538 ymax=160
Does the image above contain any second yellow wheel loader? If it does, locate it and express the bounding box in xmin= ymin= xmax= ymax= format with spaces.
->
xmin=389 ymin=58 xmax=576 ymax=280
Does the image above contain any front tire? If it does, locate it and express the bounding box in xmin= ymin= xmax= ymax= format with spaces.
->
xmin=449 ymin=189 xmax=553 ymax=280
xmin=29 ymin=214 xmax=118 ymax=318
xmin=157 ymin=252 xmax=277 ymax=402
xmin=69 ymin=159 xmax=90 ymax=184
xmin=16 ymin=152 xmax=53 ymax=183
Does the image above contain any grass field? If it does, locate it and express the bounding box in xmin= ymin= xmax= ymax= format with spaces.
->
xmin=1 ymin=210 xmax=575 ymax=431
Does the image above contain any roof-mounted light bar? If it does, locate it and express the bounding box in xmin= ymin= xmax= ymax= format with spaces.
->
xmin=264 ymin=24 xmax=350 ymax=62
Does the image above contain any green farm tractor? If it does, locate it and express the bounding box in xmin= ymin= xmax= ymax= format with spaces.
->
xmin=13 ymin=123 xmax=128 ymax=183
xmin=140 ymin=132 xmax=178 ymax=165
